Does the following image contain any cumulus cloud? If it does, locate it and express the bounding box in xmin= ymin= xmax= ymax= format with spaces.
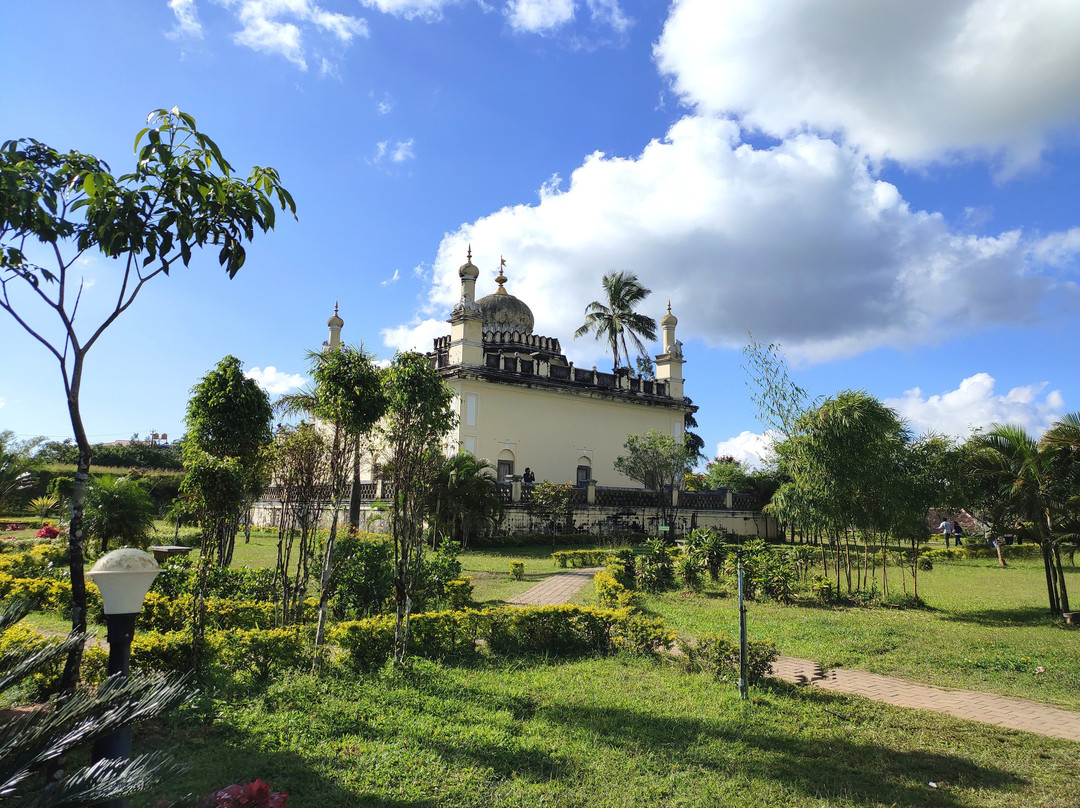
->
xmin=655 ymin=0 xmax=1080 ymax=168
xmin=381 ymin=318 xmax=448 ymax=353
xmin=885 ymin=373 xmax=1065 ymax=439
xmin=383 ymin=115 xmax=1078 ymax=363
xmin=245 ymin=366 xmax=308 ymax=395
xmin=714 ymin=430 xmax=776 ymax=470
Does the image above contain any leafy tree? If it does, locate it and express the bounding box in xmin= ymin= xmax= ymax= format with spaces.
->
xmin=614 ymin=429 xmax=690 ymax=532
xmin=0 ymin=599 xmax=192 ymax=807
xmin=378 ymin=352 xmax=456 ymax=663
xmin=84 ymin=476 xmax=156 ymax=553
xmin=279 ymin=344 xmax=385 ymax=651
xmin=429 ymin=452 xmax=502 ymax=549
xmin=528 ymin=481 xmax=574 ymax=540
xmin=574 ymin=270 xmax=658 ymax=371
xmin=742 ymin=334 xmax=809 ymax=442
xmin=269 ymin=422 xmax=333 ymax=625
xmin=0 ymin=431 xmax=42 ymax=514
xmin=702 ymin=455 xmax=752 ymax=491
xmin=0 ymin=108 xmax=294 ymax=692
xmin=181 ymin=355 xmax=274 ymax=568
xmin=683 ymin=403 xmax=706 ymax=466
xmin=770 ymin=391 xmax=909 ymax=595
xmin=969 ymin=421 xmax=1073 ymax=614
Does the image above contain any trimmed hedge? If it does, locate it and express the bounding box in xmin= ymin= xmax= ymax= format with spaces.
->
xmin=329 ymin=605 xmax=674 ymax=670
xmin=682 ymin=631 xmax=779 ymax=685
xmin=551 ymin=549 xmax=617 ymax=568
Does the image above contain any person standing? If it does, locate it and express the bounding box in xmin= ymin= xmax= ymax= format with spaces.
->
xmin=938 ymin=516 xmax=954 ymax=549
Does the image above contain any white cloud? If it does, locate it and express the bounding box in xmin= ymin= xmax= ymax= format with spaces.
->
xmin=193 ymin=0 xmax=370 ymax=70
xmin=391 ymin=139 xmax=415 ymax=162
xmin=368 ymin=139 xmax=416 ymax=166
xmin=245 ymin=365 xmax=308 ymax=395
xmin=381 ymin=269 xmax=401 ymax=286
xmin=385 ymin=115 xmax=1075 ymax=364
xmin=0 ymin=396 xmax=5 ymax=409
xmin=167 ymin=0 xmax=203 ymax=38
xmin=507 ymin=0 xmax=575 ymax=32
xmin=655 ymin=0 xmax=1080 ymax=168
xmin=370 ymin=91 xmax=394 ymax=115
xmin=885 ymin=373 xmax=1065 ymax=438
xmin=359 ymin=0 xmax=456 ymax=21
xmin=381 ymin=318 xmax=448 ymax=354
xmin=714 ymin=430 xmax=776 ymax=470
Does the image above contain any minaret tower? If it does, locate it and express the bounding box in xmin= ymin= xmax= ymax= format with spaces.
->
xmin=654 ymin=301 xmax=685 ymax=398
xmin=326 ymin=302 xmax=344 ymax=351
xmin=448 ymin=247 xmax=484 ymax=366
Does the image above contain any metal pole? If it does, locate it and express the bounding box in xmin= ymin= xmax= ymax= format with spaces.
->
xmin=737 ymin=547 xmax=748 ymax=700
xmin=92 ymin=612 xmax=138 ymax=808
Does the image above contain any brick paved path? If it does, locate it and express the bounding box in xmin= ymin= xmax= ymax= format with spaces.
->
xmin=505 ymin=567 xmax=604 ymax=606
xmin=516 ymin=569 xmax=1080 ymax=741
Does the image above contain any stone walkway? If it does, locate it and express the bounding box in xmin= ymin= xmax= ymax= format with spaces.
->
xmin=512 ymin=568 xmax=1080 ymax=742
xmin=505 ymin=567 xmax=604 ymax=606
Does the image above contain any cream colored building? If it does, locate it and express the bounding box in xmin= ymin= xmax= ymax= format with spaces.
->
xmin=426 ymin=252 xmax=694 ymax=487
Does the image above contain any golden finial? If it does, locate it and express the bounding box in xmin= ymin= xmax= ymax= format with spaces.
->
xmin=467 ymin=244 xmax=472 ymax=262
xmin=495 ymin=255 xmax=508 ymax=292
xmin=667 ymin=300 xmax=671 ymax=315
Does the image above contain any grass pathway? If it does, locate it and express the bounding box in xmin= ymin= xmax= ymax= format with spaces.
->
xmin=521 ymin=568 xmax=1080 ymax=742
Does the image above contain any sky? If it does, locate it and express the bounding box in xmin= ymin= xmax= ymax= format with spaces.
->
xmin=2 ymin=0 xmax=1079 ymax=468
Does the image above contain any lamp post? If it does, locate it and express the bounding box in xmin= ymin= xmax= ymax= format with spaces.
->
xmin=87 ymin=548 xmax=161 ymax=808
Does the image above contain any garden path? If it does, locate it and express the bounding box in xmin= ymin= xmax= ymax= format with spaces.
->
xmin=514 ymin=568 xmax=1080 ymax=742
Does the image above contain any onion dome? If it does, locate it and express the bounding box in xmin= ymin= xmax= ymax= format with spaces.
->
xmin=476 ymin=257 xmax=534 ymax=334
xmin=661 ymin=300 xmax=677 ymax=327
xmin=327 ymin=301 xmax=344 ymax=329
xmin=459 ymin=245 xmax=479 ymax=280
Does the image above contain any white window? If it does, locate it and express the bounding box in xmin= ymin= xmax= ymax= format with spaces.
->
xmin=466 ymin=394 xmax=477 ymax=426
xmin=464 ymin=437 xmax=476 ymax=454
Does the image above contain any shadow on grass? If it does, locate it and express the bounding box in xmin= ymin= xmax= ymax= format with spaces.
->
xmin=942 ymin=606 xmax=1056 ymax=627
xmin=144 ymin=715 xmax=428 ymax=808
xmin=537 ymin=685 xmax=1024 ymax=807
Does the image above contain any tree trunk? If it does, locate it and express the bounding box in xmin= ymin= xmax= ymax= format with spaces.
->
xmin=1053 ymin=543 xmax=1070 ymax=613
xmin=58 ymin=445 xmax=90 ymax=696
xmin=348 ymin=437 xmax=362 ymax=532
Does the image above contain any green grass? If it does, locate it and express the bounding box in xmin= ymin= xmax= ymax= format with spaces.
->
xmin=148 ymin=656 xmax=1079 ymax=808
xmin=644 ymin=555 xmax=1080 ymax=709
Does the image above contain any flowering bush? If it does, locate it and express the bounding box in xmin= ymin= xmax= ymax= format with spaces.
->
xmin=35 ymin=525 xmax=60 ymax=539
xmin=198 ymin=779 xmax=287 ymax=808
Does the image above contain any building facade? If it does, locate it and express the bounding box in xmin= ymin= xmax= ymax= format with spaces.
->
xmin=431 ymin=252 xmax=693 ymax=487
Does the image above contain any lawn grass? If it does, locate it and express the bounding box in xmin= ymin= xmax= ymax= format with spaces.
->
xmin=459 ymin=544 xmax=620 ymax=604
xmin=644 ymin=555 xmax=1080 ymax=709
xmin=149 ymin=656 xmax=1078 ymax=808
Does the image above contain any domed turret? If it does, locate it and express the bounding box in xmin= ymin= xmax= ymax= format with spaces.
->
xmin=326 ymin=302 xmax=343 ymax=350
xmin=661 ymin=300 xmax=677 ymax=327
xmin=476 ymin=257 xmax=534 ymax=334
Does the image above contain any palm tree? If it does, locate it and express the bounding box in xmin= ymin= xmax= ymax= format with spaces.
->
xmin=429 ymin=452 xmax=503 ymax=549
xmin=574 ymin=271 xmax=658 ymax=371
xmin=971 ymin=423 xmax=1071 ymax=614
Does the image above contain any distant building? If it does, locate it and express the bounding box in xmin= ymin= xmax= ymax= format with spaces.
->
xmin=425 ymin=252 xmax=693 ymax=487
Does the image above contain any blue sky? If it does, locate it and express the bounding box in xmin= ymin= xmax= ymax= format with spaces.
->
xmin=2 ymin=0 xmax=1079 ymax=467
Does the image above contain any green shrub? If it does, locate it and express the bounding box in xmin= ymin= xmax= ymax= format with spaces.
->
xmin=130 ymin=630 xmax=196 ymax=674
xmin=682 ymin=631 xmax=778 ymax=685
xmin=509 ymin=561 xmax=525 ymax=581
xmin=638 ymin=539 xmax=676 ymax=593
xmin=326 ymin=531 xmax=394 ymax=620
xmin=594 ymin=567 xmax=642 ymax=610
xmin=210 ymin=628 xmax=308 ymax=684
xmin=0 ymin=623 xmax=64 ymax=699
xmin=0 ymin=575 xmax=71 ymax=612
xmin=444 ymin=577 xmax=474 ymax=610
xmin=331 ymin=605 xmax=674 ymax=669
xmin=551 ymin=549 xmax=615 ymax=568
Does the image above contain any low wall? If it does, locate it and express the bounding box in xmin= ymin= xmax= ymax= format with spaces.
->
xmin=250 ymin=499 xmax=778 ymax=540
